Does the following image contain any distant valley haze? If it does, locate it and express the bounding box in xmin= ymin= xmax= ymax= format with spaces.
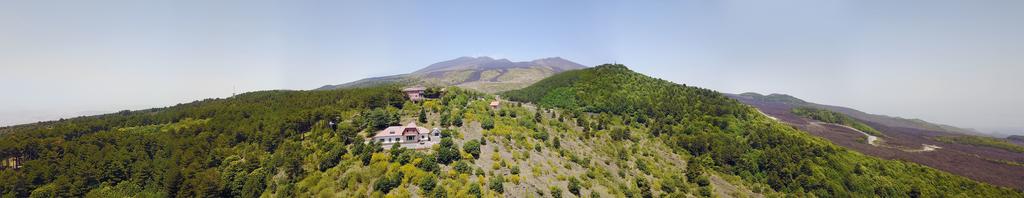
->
xmin=2 ymin=0 xmax=1023 ymax=136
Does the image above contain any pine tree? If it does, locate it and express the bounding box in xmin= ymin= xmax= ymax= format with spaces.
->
xmin=419 ymin=109 xmax=427 ymax=124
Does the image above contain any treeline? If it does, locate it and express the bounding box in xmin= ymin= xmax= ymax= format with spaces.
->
xmin=503 ymin=64 xmax=1020 ymax=197
xmin=0 ymin=84 xmax=508 ymax=197
xmin=934 ymin=135 xmax=1024 ymax=153
xmin=0 ymin=86 xmax=407 ymax=197
xmin=791 ymin=107 xmax=884 ymax=137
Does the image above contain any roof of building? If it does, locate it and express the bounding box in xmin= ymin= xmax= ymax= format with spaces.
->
xmin=490 ymin=101 xmax=500 ymax=106
xmin=373 ymin=122 xmax=429 ymax=138
xmin=402 ymin=86 xmax=426 ymax=92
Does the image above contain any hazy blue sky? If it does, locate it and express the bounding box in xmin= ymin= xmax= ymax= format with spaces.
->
xmin=1 ymin=0 xmax=1022 ymax=134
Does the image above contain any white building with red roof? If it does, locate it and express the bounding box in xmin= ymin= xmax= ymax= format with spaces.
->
xmin=372 ymin=122 xmax=440 ymax=149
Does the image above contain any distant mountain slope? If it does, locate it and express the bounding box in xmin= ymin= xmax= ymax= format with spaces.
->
xmin=317 ymin=57 xmax=587 ymax=93
xmin=728 ymin=92 xmax=1024 ymax=189
xmin=1010 ymin=135 xmax=1024 ymax=146
xmin=730 ymin=92 xmax=977 ymax=135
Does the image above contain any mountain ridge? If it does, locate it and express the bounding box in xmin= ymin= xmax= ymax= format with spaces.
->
xmin=729 ymin=92 xmax=977 ymax=135
xmin=317 ymin=57 xmax=587 ymax=93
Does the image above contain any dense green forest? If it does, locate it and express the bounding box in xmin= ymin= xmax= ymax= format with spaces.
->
xmin=790 ymin=107 xmax=884 ymax=137
xmin=0 ymin=83 xmax=718 ymax=197
xmin=0 ymin=86 xmax=410 ymax=197
xmin=0 ymin=64 xmax=1020 ymax=197
xmin=503 ymin=64 xmax=1020 ymax=197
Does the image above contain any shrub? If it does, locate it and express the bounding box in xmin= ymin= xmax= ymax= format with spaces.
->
xmin=452 ymin=114 xmax=464 ymax=127
xmin=481 ymin=118 xmax=495 ymax=130
xmin=699 ymin=186 xmax=713 ymax=197
xmin=419 ymin=109 xmax=427 ymax=123
xmin=636 ymin=178 xmax=652 ymax=198
xmin=636 ymin=159 xmax=651 ymax=175
xmin=696 ymin=175 xmax=710 ymax=187
xmin=464 ymin=139 xmax=482 ymax=159
xmin=508 ymin=175 xmax=521 ymax=184
xmin=532 ymin=130 xmax=549 ymax=141
xmin=475 ymin=167 xmax=485 ymax=176
xmin=550 ymin=186 xmax=563 ymax=198
xmin=418 ymin=174 xmax=437 ymax=192
xmin=417 ymin=155 xmax=439 ymax=173
xmin=611 ymin=128 xmax=631 ymax=141
xmin=454 ymin=161 xmax=473 ymax=174
xmin=430 ymin=186 xmax=447 ymax=198
xmin=468 ymin=183 xmax=482 ymax=198
xmin=568 ymin=176 xmax=581 ymax=196
xmin=489 ymin=175 xmax=505 ymax=193
xmin=435 ymin=138 xmax=461 ymax=164
xmin=440 ymin=129 xmax=459 ymax=138
xmin=440 ymin=112 xmax=451 ymax=127
xmin=373 ymin=172 xmax=403 ymax=193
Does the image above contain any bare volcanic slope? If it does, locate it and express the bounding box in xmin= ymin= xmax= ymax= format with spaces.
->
xmin=728 ymin=92 xmax=1024 ymax=190
xmin=316 ymin=56 xmax=586 ymax=93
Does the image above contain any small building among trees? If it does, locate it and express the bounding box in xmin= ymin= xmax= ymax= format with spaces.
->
xmin=1 ymin=156 xmax=23 ymax=170
xmin=490 ymin=100 xmax=500 ymax=109
xmin=402 ymin=86 xmax=427 ymax=101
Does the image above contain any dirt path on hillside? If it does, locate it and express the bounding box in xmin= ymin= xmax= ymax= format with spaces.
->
xmin=810 ymin=121 xmax=943 ymax=152
xmin=755 ymin=109 xmax=778 ymax=121
xmin=903 ymin=144 xmax=942 ymax=152
xmin=817 ymin=122 xmax=880 ymax=146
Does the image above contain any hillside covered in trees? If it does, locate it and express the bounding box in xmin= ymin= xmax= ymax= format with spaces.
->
xmin=0 ymin=86 xmax=411 ymax=197
xmin=0 ymin=64 xmax=1020 ymax=197
xmin=503 ymin=64 xmax=1020 ymax=197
